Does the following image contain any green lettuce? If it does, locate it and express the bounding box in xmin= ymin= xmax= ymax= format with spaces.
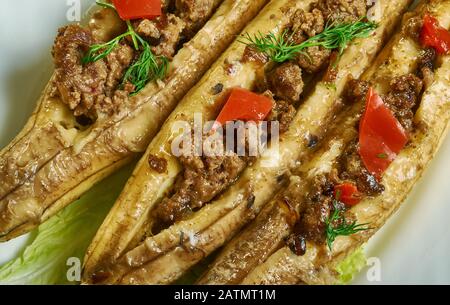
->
xmin=0 ymin=163 xmax=135 ymax=285
xmin=335 ymin=247 xmax=367 ymax=284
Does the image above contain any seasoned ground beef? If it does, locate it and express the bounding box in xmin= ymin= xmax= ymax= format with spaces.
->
xmin=346 ymin=79 xmax=370 ymax=104
xmin=51 ymin=25 xmax=135 ymax=119
xmin=93 ymin=83 xmax=135 ymax=117
xmin=383 ymin=74 xmax=423 ymax=132
xmin=134 ymin=14 xmax=186 ymax=58
xmin=296 ymin=46 xmax=331 ymax=73
xmin=290 ymin=175 xmax=335 ymax=245
xmin=241 ymin=46 xmax=269 ymax=65
xmin=267 ymin=62 xmax=304 ymax=103
xmin=153 ymin=152 xmax=247 ymax=225
xmin=136 ymin=0 xmax=219 ymax=58
xmin=338 ymin=140 xmax=385 ymax=196
xmin=104 ymin=44 xmax=135 ymax=95
xmin=313 ymin=0 xmax=368 ymax=23
xmin=266 ymin=98 xmax=296 ymax=134
xmin=135 ymin=19 xmax=160 ymax=40
xmin=289 ymin=9 xmax=325 ymax=44
xmin=287 ymin=7 xmax=327 ymax=77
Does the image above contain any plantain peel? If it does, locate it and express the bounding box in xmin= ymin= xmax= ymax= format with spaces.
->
xmin=0 ymin=0 xmax=270 ymax=241
xmin=229 ymin=0 xmax=450 ymax=285
xmin=82 ymin=0 xmax=412 ymax=285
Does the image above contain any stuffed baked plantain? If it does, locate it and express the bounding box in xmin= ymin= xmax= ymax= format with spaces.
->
xmin=0 ymin=0 xmax=270 ymax=241
xmin=200 ymin=0 xmax=450 ymax=285
xmin=82 ymin=0 xmax=413 ymax=284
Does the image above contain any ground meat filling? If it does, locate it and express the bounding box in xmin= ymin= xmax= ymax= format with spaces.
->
xmin=313 ymin=0 xmax=368 ymax=23
xmin=338 ymin=140 xmax=385 ymax=196
xmin=297 ymin=46 xmax=332 ymax=74
xmin=266 ymin=98 xmax=296 ymax=134
xmin=289 ymin=9 xmax=325 ymax=45
xmin=51 ymin=25 xmax=135 ymax=120
xmin=154 ymin=152 xmax=247 ymax=226
xmin=134 ymin=14 xmax=186 ymax=58
xmin=135 ymin=0 xmax=219 ymax=55
xmin=148 ymin=155 xmax=168 ymax=174
xmin=242 ymin=46 xmax=269 ymax=65
xmin=267 ymin=62 xmax=304 ymax=103
xmin=286 ymin=174 xmax=343 ymax=251
xmin=346 ymin=78 xmax=369 ymax=104
xmin=383 ymin=74 xmax=423 ymax=132
xmin=134 ymin=0 xmax=220 ymax=58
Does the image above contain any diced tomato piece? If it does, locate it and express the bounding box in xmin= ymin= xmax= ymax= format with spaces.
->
xmin=420 ymin=14 xmax=450 ymax=55
xmin=359 ymin=88 xmax=408 ymax=178
xmin=215 ymin=88 xmax=274 ymax=126
xmin=334 ymin=183 xmax=362 ymax=206
xmin=112 ymin=0 xmax=161 ymax=20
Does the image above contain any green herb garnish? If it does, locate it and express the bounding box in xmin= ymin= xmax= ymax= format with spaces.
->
xmin=325 ymin=82 xmax=337 ymax=91
xmin=95 ymin=0 xmax=116 ymax=10
xmin=325 ymin=201 xmax=370 ymax=251
xmin=82 ymin=1 xmax=168 ymax=95
xmin=377 ymin=153 xmax=388 ymax=159
xmin=82 ymin=31 xmax=131 ymax=65
xmin=240 ymin=18 xmax=377 ymax=63
xmin=122 ymin=35 xmax=169 ymax=95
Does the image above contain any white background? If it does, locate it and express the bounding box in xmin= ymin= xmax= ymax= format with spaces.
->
xmin=0 ymin=0 xmax=449 ymax=284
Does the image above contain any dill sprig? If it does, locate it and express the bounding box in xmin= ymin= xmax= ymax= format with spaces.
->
xmin=81 ymin=0 xmax=168 ymax=95
xmin=95 ymin=0 xmax=115 ymax=10
xmin=82 ymin=19 xmax=139 ymax=65
xmin=240 ymin=18 xmax=377 ymax=63
xmin=325 ymin=201 xmax=370 ymax=251
xmin=82 ymin=31 xmax=131 ymax=64
xmin=122 ymin=36 xmax=169 ymax=95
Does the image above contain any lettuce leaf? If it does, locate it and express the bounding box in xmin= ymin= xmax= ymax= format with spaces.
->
xmin=0 ymin=163 xmax=134 ymax=285
xmin=335 ymin=247 xmax=367 ymax=284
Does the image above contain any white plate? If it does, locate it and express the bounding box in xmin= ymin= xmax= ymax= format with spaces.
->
xmin=0 ymin=0 xmax=449 ymax=284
